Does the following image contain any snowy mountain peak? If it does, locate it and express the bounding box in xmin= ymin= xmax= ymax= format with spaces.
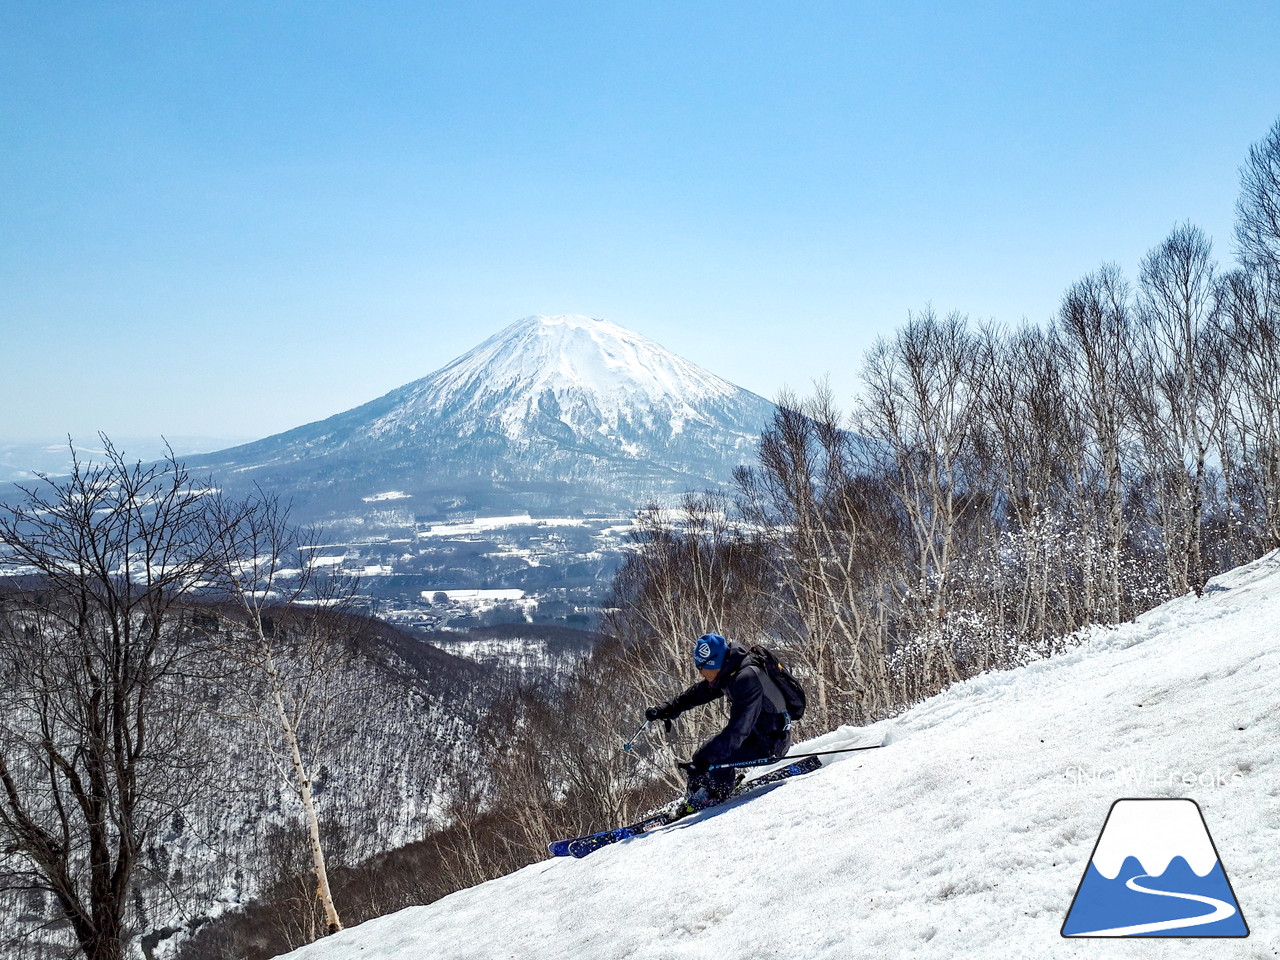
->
xmin=437 ymin=312 xmax=742 ymax=406
xmin=370 ymin=314 xmax=762 ymax=444
xmin=187 ymin=312 xmax=775 ymax=519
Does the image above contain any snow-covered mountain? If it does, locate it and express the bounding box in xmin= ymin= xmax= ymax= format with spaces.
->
xmin=374 ymin=315 xmax=756 ymax=447
xmin=189 ymin=315 xmax=775 ymax=521
xmin=274 ymin=552 xmax=1279 ymax=959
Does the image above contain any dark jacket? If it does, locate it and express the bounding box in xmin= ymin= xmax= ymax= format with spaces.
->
xmin=662 ymin=641 xmax=791 ymax=768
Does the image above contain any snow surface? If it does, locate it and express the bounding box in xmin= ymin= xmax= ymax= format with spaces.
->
xmin=277 ymin=553 xmax=1280 ymax=960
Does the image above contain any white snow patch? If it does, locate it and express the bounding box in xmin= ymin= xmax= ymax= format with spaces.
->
xmin=416 ymin=515 xmax=594 ymax=538
xmin=422 ymin=589 xmax=525 ymax=602
xmin=418 ymin=514 xmax=535 ymax=537
xmin=362 ymin=491 xmax=412 ymax=502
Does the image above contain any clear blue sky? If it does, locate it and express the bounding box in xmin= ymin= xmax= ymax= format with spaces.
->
xmin=3 ymin=1 xmax=1279 ymax=443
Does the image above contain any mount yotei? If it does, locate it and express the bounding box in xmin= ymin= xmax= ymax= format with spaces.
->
xmin=191 ymin=315 xmax=774 ymax=521
xmin=180 ymin=315 xmax=776 ymax=629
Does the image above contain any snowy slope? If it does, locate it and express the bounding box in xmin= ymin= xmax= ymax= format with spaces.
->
xmin=277 ymin=553 xmax=1280 ymax=960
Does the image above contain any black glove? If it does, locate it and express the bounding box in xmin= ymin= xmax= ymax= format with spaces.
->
xmin=645 ymin=704 xmax=678 ymax=722
xmin=678 ymin=756 xmax=709 ymax=776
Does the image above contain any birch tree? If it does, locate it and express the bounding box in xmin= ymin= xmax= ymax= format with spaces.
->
xmin=737 ymin=387 xmax=901 ymax=724
xmin=1056 ymin=265 xmax=1136 ymax=622
xmin=1228 ymin=119 xmax=1280 ymax=548
xmin=199 ymin=490 xmax=358 ymax=939
xmin=1133 ymin=223 xmax=1220 ymax=596
xmin=1217 ymin=267 xmax=1280 ymax=549
xmin=971 ymin=324 xmax=1086 ymax=643
xmin=1236 ymin=116 xmax=1280 ymax=282
xmin=857 ymin=309 xmax=988 ymax=687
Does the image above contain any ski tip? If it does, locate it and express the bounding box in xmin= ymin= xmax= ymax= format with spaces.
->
xmin=547 ymin=839 xmax=576 ymax=857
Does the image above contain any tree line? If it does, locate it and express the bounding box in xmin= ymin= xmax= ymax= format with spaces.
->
xmin=613 ymin=118 xmax=1280 ymax=729
xmin=410 ymin=115 xmax=1280 ymax=895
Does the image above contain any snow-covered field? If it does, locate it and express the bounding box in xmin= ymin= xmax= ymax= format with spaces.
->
xmin=278 ymin=553 xmax=1280 ymax=960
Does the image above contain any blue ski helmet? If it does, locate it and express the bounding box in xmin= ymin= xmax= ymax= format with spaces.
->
xmin=693 ymin=633 xmax=728 ymax=670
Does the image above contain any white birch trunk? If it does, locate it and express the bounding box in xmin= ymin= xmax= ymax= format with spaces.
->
xmin=265 ymin=651 xmax=343 ymax=934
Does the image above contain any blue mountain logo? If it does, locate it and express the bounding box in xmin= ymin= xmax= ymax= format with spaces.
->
xmin=1062 ymin=799 xmax=1248 ymax=937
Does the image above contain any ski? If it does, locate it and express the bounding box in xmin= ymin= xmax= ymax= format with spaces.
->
xmin=549 ymin=755 xmax=821 ymax=859
xmin=546 ymin=808 xmax=671 ymax=858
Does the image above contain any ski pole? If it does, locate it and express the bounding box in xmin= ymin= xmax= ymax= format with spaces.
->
xmin=622 ymin=719 xmax=652 ymax=752
xmin=708 ymin=742 xmax=883 ymax=770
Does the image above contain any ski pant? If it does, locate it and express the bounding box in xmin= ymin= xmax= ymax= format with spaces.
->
xmin=688 ymin=730 xmax=792 ymax=800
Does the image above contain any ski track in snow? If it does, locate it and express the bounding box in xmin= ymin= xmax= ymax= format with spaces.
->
xmin=277 ymin=552 xmax=1280 ymax=960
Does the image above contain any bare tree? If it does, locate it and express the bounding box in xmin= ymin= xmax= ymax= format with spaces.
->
xmin=199 ymin=489 xmax=358 ymax=938
xmin=971 ymin=323 xmax=1089 ymax=641
xmin=737 ymin=386 xmax=902 ymax=724
xmin=1056 ymin=264 xmax=1137 ymax=622
xmin=1133 ymin=223 xmax=1220 ymax=596
xmin=0 ymin=441 xmax=220 ymax=960
xmin=856 ymin=309 xmax=989 ymax=688
xmin=1226 ymin=118 xmax=1280 ymax=550
xmin=1217 ymin=267 xmax=1280 ymax=549
xmin=1236 ymin=117 xmax=1280 ymax=281
xmin=741 ymin=393 xmax=843 ymax=725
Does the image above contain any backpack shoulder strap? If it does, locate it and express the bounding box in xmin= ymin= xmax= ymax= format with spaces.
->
xmin=746 ymin=647 xmax=788 ymax=713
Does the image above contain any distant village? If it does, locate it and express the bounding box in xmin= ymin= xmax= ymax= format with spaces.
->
xmin=307 ymin=511 xmax=637 ymax=632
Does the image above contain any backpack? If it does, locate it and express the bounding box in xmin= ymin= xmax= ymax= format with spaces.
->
xmin=748 ymin=645 xmax=807 ymax=722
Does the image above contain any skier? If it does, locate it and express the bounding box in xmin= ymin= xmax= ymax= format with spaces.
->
xmin=645 ymin=633 xmax=794 ymax=805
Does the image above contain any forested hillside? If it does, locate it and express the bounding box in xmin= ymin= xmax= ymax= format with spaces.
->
xmin=225 ymin=116 xmax=1280 ymax=959
xmin=0 ymin=459 xmax=508 ymax=960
